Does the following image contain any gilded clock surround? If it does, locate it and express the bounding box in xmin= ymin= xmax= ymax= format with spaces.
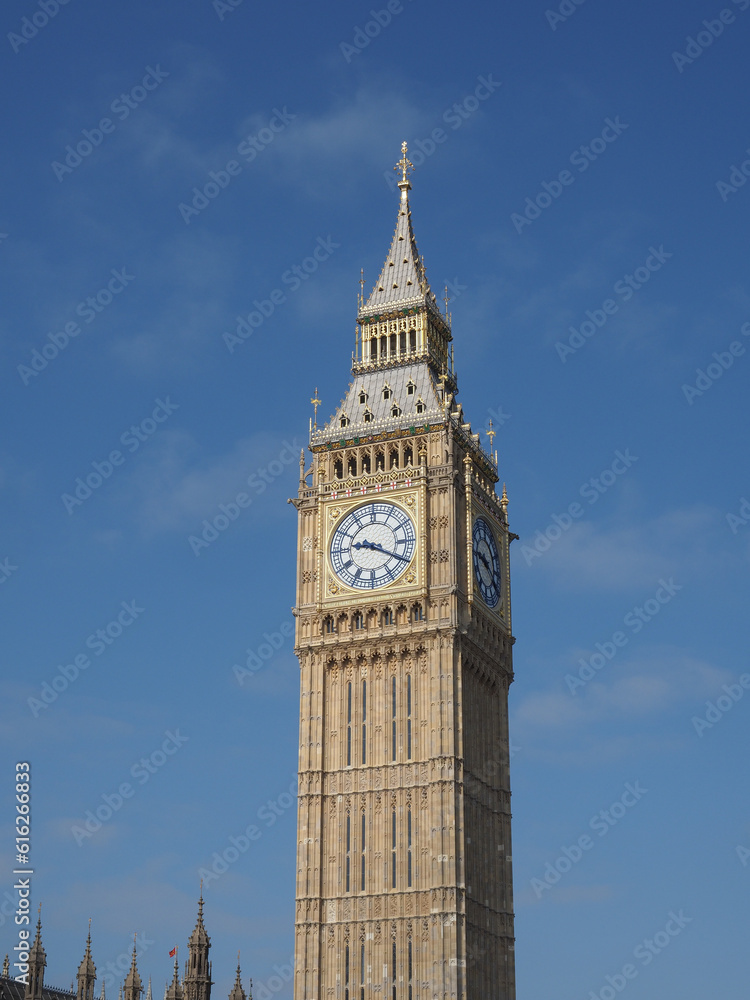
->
xmin=291 ymin=145 xmax=517 ymax=1000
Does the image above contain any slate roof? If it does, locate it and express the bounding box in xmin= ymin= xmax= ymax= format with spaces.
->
xmin=313 ymin=361 xmax=443 ymax=446
xmin=358 ymin=186 xmax=443 ymax=323
xmin=0 ymin=977 xmax=74 ymax=1000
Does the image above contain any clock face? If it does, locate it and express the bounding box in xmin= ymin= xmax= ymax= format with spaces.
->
xmin=330 ymin=502 xmax=416 ymax=590
xmin=472 ymin=517 xmax=501 ymax=608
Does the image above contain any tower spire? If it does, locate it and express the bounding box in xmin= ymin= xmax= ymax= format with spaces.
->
xmin=76 ymin=921 xmax=97 ymax=1000
xmin=184 ymin=891 xmax=212 ymax=1000
xmin=24 ymin=908 xmax=46 ymax=1000
xmin=122 ymin=937 xmax=143 ymax=1000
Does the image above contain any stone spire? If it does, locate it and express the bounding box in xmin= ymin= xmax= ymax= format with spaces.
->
xmin=76 ymin=924 xmax=97 ymax=1000
xmin=2 ymin=954 xmax=9 ymax=977
xmin=164 ymin=957 xmax=183 ymax=1000
xmin=100 ymin=979 xmax=106 ymax=1000
xmin=184 ymin=892 xmax=211 ymax=1000
xmin=226 ymin=960 xmax=245 ymax=1000
xmin=24 ymin=911 xmax=46 ymax=1000
xmin=122 ymin=939 xmax=143 ymax=1000
xmin=145 ymin=979 xmax=152 ymax=1000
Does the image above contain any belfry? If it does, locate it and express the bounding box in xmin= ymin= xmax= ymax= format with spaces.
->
xmin=291 ymin=143 xmax=517 ymax=999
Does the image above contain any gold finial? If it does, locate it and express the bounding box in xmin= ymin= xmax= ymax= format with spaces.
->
xmin=394 ymin=141 xmax=414 ymax=190
xmin=443 ymin=285 xmax=449 ymax=316
xmin=310 ymin=387 xmax=321 ymax=427
xmin=359 ymin=268 xmax=365 ymax=309
xmin=487 ymin=419 xmax=496 ymax=450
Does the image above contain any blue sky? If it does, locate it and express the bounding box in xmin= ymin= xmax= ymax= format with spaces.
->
xmin=1 ymin=0 xmax=749 ymax=998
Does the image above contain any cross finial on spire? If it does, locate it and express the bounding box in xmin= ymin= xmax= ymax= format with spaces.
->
xmin=310 ymin=387 xmax=321 ymax=427
xmin=487 ymin=419 xmax=496 ymax=449
xmin=394 ymin=141 xmax=414 ymax=191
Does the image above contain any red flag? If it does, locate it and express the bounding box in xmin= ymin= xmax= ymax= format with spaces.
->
xmin=169 ymin=948 xmax=177 ymax=958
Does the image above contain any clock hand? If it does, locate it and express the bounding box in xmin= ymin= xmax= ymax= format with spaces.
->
xmin=353 ymin=540 xmax=410 ymax=563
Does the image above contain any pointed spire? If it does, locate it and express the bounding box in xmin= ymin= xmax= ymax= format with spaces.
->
xmin=25 ymin=908 xmax=46 ymax=1000
xmin=101 ymin=980 xmax=106 ymax=1000
xmin=77 ymin=922 xmax=97 ymax=1000
xmin=146 ymin=979 xmax=152 ymax=1000
xmin=3 ymin=954 xmax=9 ymax=977
xmin=184 ymin=890 xmax=211 ymax=1000
xmin=360 ymin=143 xmax=430 ymax=318
xmin=165 ymin=958 xmax=183 ymax=1000
xmin=123 ymin=938 xmax=143 ymax=1000
xmin=227 ymin=958 xmax=245 ymax=1000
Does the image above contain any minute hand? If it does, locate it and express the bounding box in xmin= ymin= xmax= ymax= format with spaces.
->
xmin=353 ymin=540 xmax=410 ymax=563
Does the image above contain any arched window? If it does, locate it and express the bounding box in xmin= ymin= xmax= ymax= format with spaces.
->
xmin=334 ymin=459 xmax=343 ymax=480
xmin=348 ymin=456 xmax=357 ymax=476
xmin=416 ymin=399 xmax=426 ymax=414
xmin=389 ymin=449 xmax=399 ymax=469
xmin=382 ymin=385 xmax=392 ymax=400
xmin=391 ymin=404 xmax=401 ymax=418
xmin=359 ymin=389 xmax=368 ymax=404
xmin=370 ymin=338 xmax=378 ymax=360
xmin=404 ymin=446 xmax=413 ymax=467
xmin=390 ymin=333 xmax=397 ymax=356
xmin=353 ymin=611 xmax=364 ymax=630
xmin=364 ymin=409 xmax=373 ymax=424
xmin=340 ymin=413 xmax=350 ymax=428
xmin=411 ymin=603 xmax=424 ymax=622
xmin=399 ymin=331 xmax=406 ymax=354
xmin=323 ymin=615 xmax=336 ymax=634
xmin=382 ymin=607 xmax=394 ymax=627
xmin=409 ymin=329 xmax=417 ymax=352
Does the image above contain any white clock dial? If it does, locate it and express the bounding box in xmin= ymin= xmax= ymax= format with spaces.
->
xmin=330 ymin=502 xmax=416 ymax=590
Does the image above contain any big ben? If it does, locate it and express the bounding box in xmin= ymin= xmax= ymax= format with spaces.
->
xmin=291 ymin=144 xmax=516 ymax=1000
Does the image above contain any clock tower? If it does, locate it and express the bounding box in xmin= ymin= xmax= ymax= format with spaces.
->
xmin=291 ymin=144 xmax=517 ymax=1000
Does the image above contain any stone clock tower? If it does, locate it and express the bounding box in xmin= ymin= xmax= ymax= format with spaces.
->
xmin=291 ymin=144 xmax=516 ymax=1000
